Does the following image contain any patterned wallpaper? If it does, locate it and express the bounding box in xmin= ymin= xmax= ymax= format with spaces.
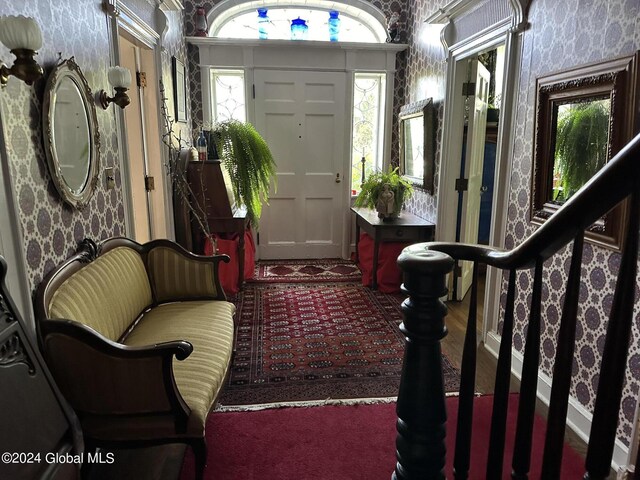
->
xmin=502 ymin=0 xmax=640 ymax=446
xmin=399 ymin=0 xmax=640 ymax=449
xmin=0 ymin=0 xmax=190 ymax=295
xmin=0 ymin=0 xmax=124 ymax=294
xmin=401 ymin=0 xmax=449 ymax=223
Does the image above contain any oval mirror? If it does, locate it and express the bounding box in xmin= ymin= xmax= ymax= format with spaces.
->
xmin=43 ymin=58 xmax=100 ymax=209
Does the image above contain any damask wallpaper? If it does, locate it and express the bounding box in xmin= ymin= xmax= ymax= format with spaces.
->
xmin=503 ymin=0 xmax=640 ymax=447
xmin=401 ymin=0 xmax=449 ymax=223
xmin=0 ymin=0 xmax=191 ymax=294
xmin=401 ymin=0 xmax=640 ymax=449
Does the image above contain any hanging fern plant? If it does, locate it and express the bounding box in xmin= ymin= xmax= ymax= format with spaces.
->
xmin=212 ymin=120 xmax=277 ymax=227
xmin=553 ymin=100 xmax=610 ymax=201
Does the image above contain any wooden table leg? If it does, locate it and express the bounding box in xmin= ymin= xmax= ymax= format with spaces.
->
xmin=238 ymin=230 xmax=245 ymax=291
xmin=372 ymin=234 xmax=380 ymax=290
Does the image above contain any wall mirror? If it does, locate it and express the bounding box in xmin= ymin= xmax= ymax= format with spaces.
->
xmin=43 ymin=57 xmax=100 ymax=209
xmin=531 ymin=52 xmax=639 ymax=251
xmin=399 ymin=99 xmax=434 ymax=194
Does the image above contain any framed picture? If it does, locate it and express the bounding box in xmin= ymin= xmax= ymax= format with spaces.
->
xmin=172 ymin=56 xmax=187 ymax=123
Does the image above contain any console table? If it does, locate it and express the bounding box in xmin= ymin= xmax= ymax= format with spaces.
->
xmin=352 ymin=207 xmax=436 ymax=289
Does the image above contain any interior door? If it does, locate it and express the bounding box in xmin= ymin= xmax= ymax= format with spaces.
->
xmin=254 ymin=69 xmax=346 ymax=259
xmin=457 ymin=59 xmax=490 ymax=300
xmin=119 ymin=35 xmax=169 ymax=243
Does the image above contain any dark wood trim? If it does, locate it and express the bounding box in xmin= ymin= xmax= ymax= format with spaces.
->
xmin=399 ymin=99 xmax=435 ymax=194
xmin=392 ymin=131 xmax=640 ymax=479
xmin=40 ymin=319 xmax=194 ymax=360
xmin=143 ymin=238 xmax=230 ymax=302
xmin=530 ymin=51 xmax=639 ymax=251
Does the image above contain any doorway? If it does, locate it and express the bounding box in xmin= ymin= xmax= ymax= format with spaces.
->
xmin=118 ymin=32 xmax=169 ymax=243
xmin=253 ymin=69 xmax=347 ymax=259
xmin=455 ymin=45 xmax=506 ymax=302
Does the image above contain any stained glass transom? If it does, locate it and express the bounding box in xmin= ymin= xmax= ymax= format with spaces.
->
xmin=215 ymin=7 xmax=381 ymax=43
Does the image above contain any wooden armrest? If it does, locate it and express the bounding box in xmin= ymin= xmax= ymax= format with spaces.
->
xmin=144 ymin=239 xmax=230 ymax=302
xmin=39 ymin=319 xmax=191 ymax=421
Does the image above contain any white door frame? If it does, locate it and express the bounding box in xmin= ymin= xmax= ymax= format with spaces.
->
xmin=0 ymin=107 xmax=32 ymax=327
xmin=107 ymin=2 xmax=175 ymax=241
xmin=192 ymin=38 xmax=405 ymax=259
xmin=432 ymin=18 xmax=522 ymax=342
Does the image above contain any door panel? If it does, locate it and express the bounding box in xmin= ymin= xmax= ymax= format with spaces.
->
xmin=255 ymin=70 xmax=346 ymax=259
xmin=119 ymin=35 xmax=168 ymax=243
xmin=119 ymin=37 xmax=151 ymax=243
xmin=457 ymin=60 xmax=490 ymax=300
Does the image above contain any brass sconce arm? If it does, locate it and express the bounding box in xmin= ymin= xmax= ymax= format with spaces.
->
xmin=0 ymin=49 xmax=44 ymax=86
xmin=99 ymin=87 xmax=131 ymax=109
xmin=99 ymin=66 xmax=132 ymax=110
xmin=0 ymin=16 xmax=44 ymax=87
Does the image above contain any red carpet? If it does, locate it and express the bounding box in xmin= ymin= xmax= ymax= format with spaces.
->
xmin=180 ymin=395 xmax=584 ymax=479
xmin=219 ymin=282 xmax=460 ymax=406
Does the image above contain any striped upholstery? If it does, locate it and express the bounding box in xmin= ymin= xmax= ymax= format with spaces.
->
xmin=48 ymin=247 xmax=152 ymax=341
xmin=147 ymin=247 xmax=218 ymax=303
xmin=123 ymin=300 xmax=236 ymax=433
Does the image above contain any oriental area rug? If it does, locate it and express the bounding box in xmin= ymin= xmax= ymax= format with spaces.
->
xmin=218 ymin=262 xmax=460 ymax=407
xmin=251 ymin=258 xmax=362 ymax=283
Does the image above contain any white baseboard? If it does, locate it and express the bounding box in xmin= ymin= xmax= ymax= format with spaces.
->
xmin=484 ymin=332 xmax=630 ymax=472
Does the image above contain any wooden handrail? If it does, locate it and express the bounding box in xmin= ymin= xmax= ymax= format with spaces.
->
xmin=392 ymin=132 xmax=640 ymax=480
xmin=423 ymin=131 xmax=640 ymax=268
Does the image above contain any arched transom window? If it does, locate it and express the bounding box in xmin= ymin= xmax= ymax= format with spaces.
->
xmin=209 ymin=0 xmax=388 ymax=43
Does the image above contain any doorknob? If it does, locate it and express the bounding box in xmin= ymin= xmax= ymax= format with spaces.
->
xmin=335 ymin=173 xmax=341 ymax=183
xmin=480 ymin=185 xmax=488 ymax=193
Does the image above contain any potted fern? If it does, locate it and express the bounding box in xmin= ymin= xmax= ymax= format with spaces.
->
xmin=354 ymin=167 xmax=413 ymax=220
xmin=553 ymin=100 xmax=609 ymax=202
xmin=209 ymin=120 xmax=277 ymax=227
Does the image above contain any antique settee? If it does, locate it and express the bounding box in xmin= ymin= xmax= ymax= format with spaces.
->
xmin=35 ymin=237 xmax=235 ymax=479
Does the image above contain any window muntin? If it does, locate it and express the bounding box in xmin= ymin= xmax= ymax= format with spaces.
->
xmin=216 ymin=8 xmax=378 ymax=43
xmin=210 ymin=69 xmax=246 ymax=123
xmin=351 ymin=73 xmax=386 ymax=195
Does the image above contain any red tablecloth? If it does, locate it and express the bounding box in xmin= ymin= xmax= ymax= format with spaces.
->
xmin=357 ymin=232 xmax=409 ymax=293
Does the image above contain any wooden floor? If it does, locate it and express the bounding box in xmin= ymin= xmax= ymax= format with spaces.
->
xmin=90 ymin=275 xmax=591 ymax=479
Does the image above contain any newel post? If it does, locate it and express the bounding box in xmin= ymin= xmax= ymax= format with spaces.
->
xmin=393 ymin=244 xmax=454 ymax=480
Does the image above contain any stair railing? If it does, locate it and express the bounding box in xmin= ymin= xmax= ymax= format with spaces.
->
xmin=393 ymin=132 xmax=640 ymax=480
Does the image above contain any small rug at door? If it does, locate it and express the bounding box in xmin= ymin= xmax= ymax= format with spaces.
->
xmin=219 ymin=281 xmax=460 ymax=406
xmin=251 ymin=259 xmax=362 ymax=283
xmin=180 ymin=395 xmax=585 ymax=479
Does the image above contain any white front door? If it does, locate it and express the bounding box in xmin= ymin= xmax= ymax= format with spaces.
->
xmin=254 ymin=69 xmax=347 ymax=259
xmin=457 ymin=59 xmax=490 ymax=300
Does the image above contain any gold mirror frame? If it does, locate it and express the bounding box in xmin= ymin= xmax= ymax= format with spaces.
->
xmin=42 ymin=57 xmax=101 ymax=210
xmin=399 ymin=99 xmax=434 ymax=194
xmin=531 ymin=52 xmax=639 ymax=251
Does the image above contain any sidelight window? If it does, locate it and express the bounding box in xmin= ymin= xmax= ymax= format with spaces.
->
xmin=210 ymin=69 xmax=246 ymax=123
xmin=351 ymin=72 xmax=386 ymax=195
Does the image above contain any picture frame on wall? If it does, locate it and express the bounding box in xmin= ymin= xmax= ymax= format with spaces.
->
xmin=172 ymin=56 xmax=187 ymax=123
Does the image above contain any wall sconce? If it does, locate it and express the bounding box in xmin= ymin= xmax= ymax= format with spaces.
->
xmin=0 ymin=16 xmax=44 ymax=86
xmin=99 ymin=66 xmax=131 ymax=109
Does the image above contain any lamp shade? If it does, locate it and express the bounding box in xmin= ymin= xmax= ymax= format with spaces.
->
xmin=107 ymin=66 xmax=131 ymax=88
xmin=0 ymin=16 xmax=43 ymax=51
